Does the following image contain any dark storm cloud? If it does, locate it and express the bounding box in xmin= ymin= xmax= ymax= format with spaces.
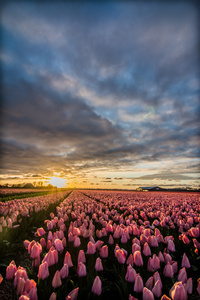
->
xmin=0 ymin=1 xmax=199 ymax=186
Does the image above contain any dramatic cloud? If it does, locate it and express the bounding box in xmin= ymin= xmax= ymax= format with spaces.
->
xmin=0 ymin=1 xmax=199 ymax=189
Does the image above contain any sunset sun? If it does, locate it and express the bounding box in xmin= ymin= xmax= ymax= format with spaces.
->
xmin=49 ymin=176 xmax=67 ymax=188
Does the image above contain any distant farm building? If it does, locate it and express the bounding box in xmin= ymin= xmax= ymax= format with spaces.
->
xmin=137 ymin=186 xmax=164 ymax=191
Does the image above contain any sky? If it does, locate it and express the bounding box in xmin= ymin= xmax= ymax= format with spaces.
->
xmin=0 ymin=1 xmax=200 ymax=189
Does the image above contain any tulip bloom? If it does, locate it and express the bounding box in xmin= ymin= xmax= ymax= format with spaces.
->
xmin=91 ymin=276 xmax=102 ymax=296
xmin=66 ymin=287 xmax=79 ymax=300
xmin=95 ymin=257 xmax=103 ymax=272
xmin=163 ymin=262 xmax=174 ymax=278
xmin=99 ymin=245 xmax=108 ymax=258
xmin=145 ymin=276 xmax=154 ymax=290
xmin=54 ymin=239 xmax=64 ymax=252
xmin=167 ymin=240 xmax=176 ymax=252
xmin=49 ymin=292 xmax=56 ymax=300
xmin=115 ymin=249 xmax=126 ymax=264
xmin=78 ymin=250 xmax=86 ymax=263
xmin=147 ymin=255 xmax=160 ymax=272
xmin=125 ymin=265 xmax=136 ymax=282
xmin=38 ymin=262 xmax=49 ymax=280
xmin=181 ymin=253 xmax=191 ymax=269
xmin=133 ymin=251 xmax=143 ymax=267
xmin=37 ymin=227 xmax=46 ymax=236
xmin=74 ymin=236 xmax=81 ymax=248
xmin=143 ymin=242 xmax=151 ymax=256
xmin=152 ymin=280 xmax=162 ymax=298
xmin=169 ymin=281 xmax=187 ymax=300
xmin=6 ymin=260 xmax=17 ymax=280
xmin=60 ymin=264 xmax=69 ymax=279
xmin=52 ymin=270 xmax=62 ymax=288
xmin=77 ymin=262 xmax=86 ymax=277
xmin=178 ymin=267 xmax=187 ymax=283
xmin=143 ymin=287 xmax=155 ymax=300
xmin=186 ymin=278 xmax=193 ymax=294
xmin=134 ymin=274 xmax=144 ymax=293
xmin=64 ymin=251 xmax=73 ymax=267
xmin=86 ymin=241 xmax=96 ymax=254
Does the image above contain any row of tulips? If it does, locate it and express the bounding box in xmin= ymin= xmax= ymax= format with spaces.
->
xmin=0 ymin=191 xmax=71 ymax=232
xmin=4 ymin=190 xmax=200 ymax=299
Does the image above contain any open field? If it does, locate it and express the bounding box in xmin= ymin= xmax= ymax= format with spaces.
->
xmin=0 ymin=190 xmax=200 ymax=300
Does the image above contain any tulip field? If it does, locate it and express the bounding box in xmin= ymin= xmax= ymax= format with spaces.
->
xmin=0 ymin=189 xmax=200 ymax=300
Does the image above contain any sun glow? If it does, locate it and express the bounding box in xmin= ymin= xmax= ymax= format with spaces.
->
xmin=49 ymin=176 xmax=67 ymax=188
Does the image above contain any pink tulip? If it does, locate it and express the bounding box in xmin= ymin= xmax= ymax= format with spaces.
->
xmin=143 ymin=287 xmax=155 ymax=300
xmin=133 ymin=251 xmax=143 ymax=267
xmin=181 ymin=253 xmax=191 ymax=268
xmin=143 ymin=242 xmax=151 ymax=256
xmin=149 ymin=235 xmax=159 ymax=247
xmin=91 ymin=276 xmax=102 ymax=296
xmin=16 ymin=277 xmax=25 ymax=295
xmin=40 ymin=238 xmax=46 ymax=248
xmin=167 ymin=240 xmax=176 ymax=252
xmin=172 ymin=261 xmax=178 ymax=274
xmin=38 ymin=262 xmax=49 ymax=280
xmin=54 ymin=239 xmax=64 ymax=252
xmin=99 ymin=245 xmax=108 ymax=258
xmin=24 ymin=279 xmax=36 ymax=294
xmin=163 ymin=262 xmax=174 ymax=278
xmin=182 ymin=234 xmax=190 ymax=244
xmin=95 ymin=240 xmax=104 ymax=250
xmin=95 ymin=257 xmax=103 ymax=272
xmin=37 ymin=227 xmax=46 ymax=236
xmin=77 ymin=262 xmax=86 ymax=277
xmin=158 ymin=251 xmax=165 ymax=263
xmin=152 ymin=280 xmax=162 ymax=298
xmin=125 ymin=265 xmax=136 ymax=282
xmin=65 ymin=287 xmax=79 ymax=300
xmin=147 ymin=255 xmax=160 ymax=272
xmin=115 ymin=249 xmax=126 ymax=264
xmin=30 ymin=242 xmax=42 ymax=259
xmin=6 ymin=260 xmax=17 ymax=280
xmin=145 ymin=276 xmax=154 ymax=290
xmin=14 ymin=267 xmax=28 ymax=288
xmin=78 ymin=250 xmax=86 ymax=263
xmin=178 ymin=267 xmax=187 ymax=283
xmin=134 ymin=274 xmax=144 ymax=293
xmin=186 ymin=278 xmax=193 ymax=294
xmin=49 ymin=292 xmax=56 ymax=300
xmin=169 ymin=281 xmax=187 ymax=300
xmin=52 ymin=270 xmax=62 ymax=288
xmin=108 ymin=235 xmax=114 ymax=244
xmin=60 ymin=264 xmax=69 ymax=279
xmin=153 ymin=271 xmax=162 ymax=288
xmin=126 ymin=254 xmax=134 ymax=266
xmin=189 ymin=227 xmax=199 ymax=237
xmin=64 ymin=251 xmax=73 ymax=267
xmin=86 ymin=241 xmax=96 ymax=254
xmin=74 ymin=236 xmax=81 ymax=248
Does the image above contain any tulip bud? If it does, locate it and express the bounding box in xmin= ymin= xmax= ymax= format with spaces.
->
xmin=143 ymin=287 xmax=155 ymax=300
xmin=38 ymin=262 xmax=49 ymax=280
xmin=64 ymin=251 xmax=73 ymax=267
xmin=134 ymin=274 xmax=144 ymax=293
xmin=60 ymin=264 xmax=69 ymax=279
xmin=163 ymin=262 xmax=174 ymax=278
xmin=65 ymin=287 xmax=79 ymax=300
xmin=133 ymin=251 xmax=143 ymax=267
xmin=95 ymin=257 xmax=103 ymax=272
xmin=91 ymin=276 xmax=102 ymax=296
xmin=125 ymin=265 xmax=136 ymax=282
xmin=169 ymin=281 xmax=187 ymax=300
xmin=52 ymin=270 xmax=62 ymax=288
xmin=181 ymin=253 xmax=191 ymax=269
xmin=99 ymin=245 xmax=108 ymax=258
xmin=77 ymin=262 xmax=86 ymax=277
xmin=178 ymin=267 xmax=187 ymax=283
xmin=152 ymin=280 xmax=162 ymax=298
